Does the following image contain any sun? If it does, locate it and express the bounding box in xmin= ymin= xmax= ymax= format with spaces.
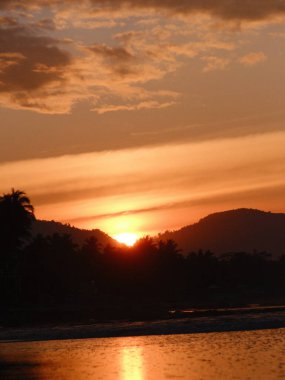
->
xmin=114 ymin=232 xmax=138 ymax=247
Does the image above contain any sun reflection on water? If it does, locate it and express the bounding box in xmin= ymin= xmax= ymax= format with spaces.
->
xmin=121 ymin=346 xmax=144 ymax=380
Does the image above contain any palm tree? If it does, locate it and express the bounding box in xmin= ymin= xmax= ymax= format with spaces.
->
xmin=0 ymin=188 xmax=35 ymax=253
xmin=0 ymin=189 xmax=35 ymax=303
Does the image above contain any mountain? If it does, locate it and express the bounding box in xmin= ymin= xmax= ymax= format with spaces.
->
xmin=158 ymin=209 xmax=285 ymax=257
xmin=31 ymin=219 xmax=117 ymax=248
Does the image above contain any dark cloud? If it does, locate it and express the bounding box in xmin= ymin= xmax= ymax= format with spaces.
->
xmin=0 ymin=16 xmax=18 ymax=27
xmin=0 ymin=21 xmax=72 ymax=111
xmin=117 ymin=0 xmax=285 ymax=21
xmin=89 ymin=44 xmax=137 ymax=77
xmin=0 ymin=25 xmax=70 ymax=92
xmin=2 ymin=0 xmax=285 ymax=21
xmin=89 ymin=45 xmax=133 ymax=61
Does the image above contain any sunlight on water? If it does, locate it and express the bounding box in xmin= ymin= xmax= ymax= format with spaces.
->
xmin=121 ymin=346 xmax=144 ymax=380
xmin=0 ymin=328 xmax=285 ymax=379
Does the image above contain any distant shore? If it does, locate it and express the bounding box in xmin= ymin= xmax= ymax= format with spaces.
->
xmin=1 ymin=306 xmax=285 ymax=343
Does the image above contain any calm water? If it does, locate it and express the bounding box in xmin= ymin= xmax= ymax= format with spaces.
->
xmin=1 ymin=328 xmax=285 ymax=380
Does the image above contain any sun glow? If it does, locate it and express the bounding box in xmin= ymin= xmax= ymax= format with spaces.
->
xmin=114 ymin=233 xmax=138 ymax=247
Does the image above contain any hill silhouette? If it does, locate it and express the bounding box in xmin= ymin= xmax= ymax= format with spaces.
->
xmin=32 ymin=219 xmax=118 ymax=248
xmin=1 ymin=191 xmax=285 ymax=322
xmin=158 ymin=209 xmax=285 ymax=257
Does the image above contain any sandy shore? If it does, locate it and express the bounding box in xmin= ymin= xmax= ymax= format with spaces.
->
xmin=1 ymin=308 xmax=285 ymax=343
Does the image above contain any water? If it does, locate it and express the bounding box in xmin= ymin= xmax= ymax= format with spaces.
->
xmin=1 ymin=329 xmax=285 ymax=379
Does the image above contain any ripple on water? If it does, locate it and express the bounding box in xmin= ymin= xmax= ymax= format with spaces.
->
xmin=0 ymin=328 xmax=285 ymax=380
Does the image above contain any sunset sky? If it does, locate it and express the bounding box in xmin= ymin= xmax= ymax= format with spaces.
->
xmin=1 ymin=1 xmax=285 ymax=238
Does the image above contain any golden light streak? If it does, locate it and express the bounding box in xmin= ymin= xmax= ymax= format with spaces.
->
xmin=121 ymin=346 xmax=144 ymax=380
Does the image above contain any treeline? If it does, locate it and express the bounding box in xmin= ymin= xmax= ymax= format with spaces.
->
xmin=1 ymin=189 xmax=285 ymax=312
xmin=2 ymin=233 xmax=285 ymax=307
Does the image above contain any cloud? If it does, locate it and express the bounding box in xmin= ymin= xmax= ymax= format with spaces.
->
xmin=0 ymin=1 xmax=281 ymax=114
xmin=0 ymin=19 xmax=180 ymax=113
xmin=88 ymin=44 xmax=138 ymax=78
xmin=0 ymin=52 xmax=25 ymax=71
xmin=65 ymin=182 xmax=285 ymax=225
xmin=93 ymin=0 xmax=285 ymax=22
xmin=83 ymin=39 xmax=180 ymax=112
xmin=0 ymin=28 xmax=70 ymax=91
xmin=0 ymin=23 xmax=78 ymax=113
xmin=239 ymin=51 xmax=268 ymax=66
xmin=202 ymin=56 xmax=230 ymax=72
xmin=95 ymin=99 xmax=177 ymax=114
xmin=2 ymin=1 xmax=285 ymax=22
xmin=94 ymin=0 xmax=285 ymax=22
xmin=1 ymin=130 xmax=285 ymax=227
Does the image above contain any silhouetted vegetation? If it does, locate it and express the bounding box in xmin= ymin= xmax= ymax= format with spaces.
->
xmin=1 ymin=190 xmax=285 ymax=325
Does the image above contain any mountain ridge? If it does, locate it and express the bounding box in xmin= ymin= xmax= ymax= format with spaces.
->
xmin=31 ymin=219 xmax=118 ymax=247
xmin=158 ymin=208 xmax=285 ymax=257
xmin=32 ymin=208 xmax=285 ymax=257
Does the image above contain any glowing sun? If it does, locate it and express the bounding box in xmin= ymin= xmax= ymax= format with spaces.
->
xmin=114 ymin=232 xmax=138 ymax=247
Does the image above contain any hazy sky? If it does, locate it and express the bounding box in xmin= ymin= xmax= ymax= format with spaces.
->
xmin=1 ymin=1 xmax=285 ymax=237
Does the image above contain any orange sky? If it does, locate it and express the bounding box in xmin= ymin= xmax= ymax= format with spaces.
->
xmin=1 ymin=1 xmax=285 ymax=237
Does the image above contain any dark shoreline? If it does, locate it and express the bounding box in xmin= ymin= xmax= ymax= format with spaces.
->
xmin=1 ymin=307 xmax=285 ymax=343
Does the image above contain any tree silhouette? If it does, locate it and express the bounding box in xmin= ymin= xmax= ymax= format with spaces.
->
xmin=0 ymin=189 xmax=35 ymax=305
xmin=158 ymin=239 xmax=181 ymax=258
xmin=0 ymin=188 xmax=35 ymax=254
